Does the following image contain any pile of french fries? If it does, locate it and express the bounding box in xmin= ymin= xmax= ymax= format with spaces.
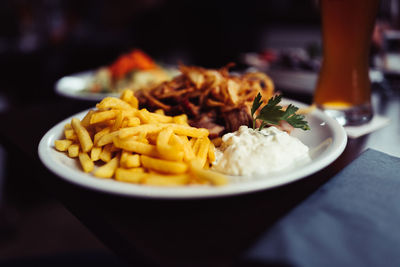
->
xmin=54 ymin=89 xmax=227 ymax=186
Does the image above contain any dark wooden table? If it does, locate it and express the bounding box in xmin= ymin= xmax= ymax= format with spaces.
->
xmin=0 ymin=86 xmax=398 ymax=267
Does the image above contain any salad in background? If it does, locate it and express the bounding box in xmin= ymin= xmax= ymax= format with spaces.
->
xmin=86 ymin=49 xmax=179 ymax=93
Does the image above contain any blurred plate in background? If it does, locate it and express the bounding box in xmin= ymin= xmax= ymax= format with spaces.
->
xmin=265 ymin=69 xmax=385 ymax=95
xmin=55 ymin=71 xmax=120 ymax=102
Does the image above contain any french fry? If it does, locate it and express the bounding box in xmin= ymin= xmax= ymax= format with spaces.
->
xmin=94 ymin=156 xmax=119 ymax=178
xmin=115 ymin=167 xmax=146 ymax=183
xmin=203 ymin=160 xmax=210 ymax=170
xmin=100 ymin=144 xmax=113 ymax=162
xmin=91 ymin=146 xmax=102 ymax=161
xmin=189 ymin=160 xmax=227 ymax=186
xmin=188 ymin=174 xmax=209 ymax=185
xmin=171 ymin=134 xmax=195 ymax=162
xmin=189 ymin=137 xmax=196 ymax=148
xmin=120 ymin=151 xmax=141 ymax=168
xmin=129 ymin=95 xmax=139 ymax=109
xmin=125 ymin=154 xmax=141 ymax=168
xmin=114 ymin=137 xmax=158 ymax=156
xmin=120 ymin=150 xmax=129 ymax=166
xmin=173 ymin=114 xmax=188 ymax=125
xmin=112 ymin=110 xmax=124 ymax=131
xmin=137 ymin=131 xmax=148 ymax=144
xmin=90 ymin=110 xmax=118 ymax=124
xmin=115 ymin=137 xmax=178 ymax=161
xmin=79 ymin=152 xmax=94 ymax=173
xmin=54 ymin=139 xmax=73 ymax=152
xmin=96 ymin=97 xmax=133 ymax=110
xmin=149 ymin=112 xmax=173 ymax=123
xmin=121 ymin=109 xmax=137 ymax=117
xmin=159 ymin=148 xmax=184 ymax=162
xmin=181 ymin=136 xmax=196 ymax=162
xmin=168 ymin=124 xmax=209 ymax=138
xmin=120 ymin=89 xmax=133 ymax=103
xmin=81 ymin=110 xmax=96 ymax=128
xmin=139 ymin=108 xmax=173 ymax=123
xmin=71 ymin=118 xmax=93 ymax=153
xmin=126 ymin=117 xmax=140 ymax=127
xmin=137 ymin=109 xmax=158 ymax=124
xmin=119 ymin=124 xmax=163 ymax=139
xmin=208 ymin=142 xmax=216 ymax=163
xmin=127 ymin=167 xmax=144 ymax=173
xmin=192 ymin=138 xmax=202 ymax=155
xmin=68 ymin=144 xmax=80 ymax=158
xmin=143 ymin=173 xmax=190 ymax=186
xmin=93 ymin=127 xmax=110 ymax=145
xmin=64 ymin=128 xmax=78 ymax=141
xmin=155 ymin=109 xmax=165 ymax=115
xmin=121 ymin=120 xmax=128 ymax=128
xmin=156 ymin=128 xmax=176 ymax=155
xmin=97 ymin=131 xmax=120 ymax=146
xmin=141 ymin=155 xmax=188 ymax=174
xmin=196 ymin=137 xmax=210 ymax=167
xmin=157 ymin=128 xmax=173 ymax=147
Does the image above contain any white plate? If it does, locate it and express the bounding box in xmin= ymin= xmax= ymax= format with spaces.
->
xmin=266 ymin=69 xmax=384 ymax=95
xmin=267 ymin=69 xmax=317 ymax=94
xmin=38 ymin=100 xmax=347 ymax=199
xmin=55 ymin=71 xmax=120 ymax=102
xmin=55 ymin=66 xmax=181 ymax=102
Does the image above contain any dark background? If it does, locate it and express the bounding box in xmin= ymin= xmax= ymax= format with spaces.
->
xmin=0 ymin=0 xmax=397 ymax=265
xmin=0 ymin=0 xmax=321 ymax=108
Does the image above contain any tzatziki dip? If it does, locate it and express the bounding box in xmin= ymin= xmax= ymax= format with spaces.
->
xmin=212 ymin=125 xmax=311 ymax=176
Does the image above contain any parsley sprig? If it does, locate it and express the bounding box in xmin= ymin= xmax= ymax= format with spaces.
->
xmin=251 ymin=93 xmax=310 ymax=131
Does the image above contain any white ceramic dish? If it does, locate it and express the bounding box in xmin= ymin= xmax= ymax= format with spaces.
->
xmin=38 ymin=99 xmax=347 ymax=199
xmin=266 ymin=69 xmax=384 ymax=95
xmin=55 ymin=66 xmax=180 ymax=102
xmin=55 ymin=71 xmax=120 ymax=102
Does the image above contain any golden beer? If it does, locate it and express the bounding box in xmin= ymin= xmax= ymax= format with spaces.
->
xmin=314 ymin=0 xmax=379 ymax=125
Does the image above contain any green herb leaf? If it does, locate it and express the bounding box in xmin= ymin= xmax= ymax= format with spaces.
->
xmin=251 ymin=94 xmax=310 ymax=131
xmin=251 ymin=92 xmax=263 ymax=118
xmin=256 ymin=95 xmax=284 ymax=129
xmin=251 ymin=92 xmax=263 ymax=129
xmin=282 ymin=104 xmax=311 ymax=130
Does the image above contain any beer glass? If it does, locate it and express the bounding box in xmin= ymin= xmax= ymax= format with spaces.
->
xmin=314 ymin=0 xmax=380 ymax=126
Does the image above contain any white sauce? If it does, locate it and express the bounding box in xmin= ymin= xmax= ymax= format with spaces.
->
xmin=212 ymin=126 xmax=311 ymax=176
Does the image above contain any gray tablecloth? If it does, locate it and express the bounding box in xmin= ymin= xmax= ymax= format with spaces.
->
xmin=244 ymin=149 xmax=400 ymax=267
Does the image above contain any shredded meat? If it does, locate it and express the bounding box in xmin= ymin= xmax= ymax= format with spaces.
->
xmin=190 ymin=116 xmax=225 ymax=139
xmin=222 ymin=107 xmax=253 ymax=133
xmin=135 ymin=64 xmax=275 ymax=137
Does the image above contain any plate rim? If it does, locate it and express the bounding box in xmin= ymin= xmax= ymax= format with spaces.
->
xmin=38 ymin=99 xmax=347 ymax=199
